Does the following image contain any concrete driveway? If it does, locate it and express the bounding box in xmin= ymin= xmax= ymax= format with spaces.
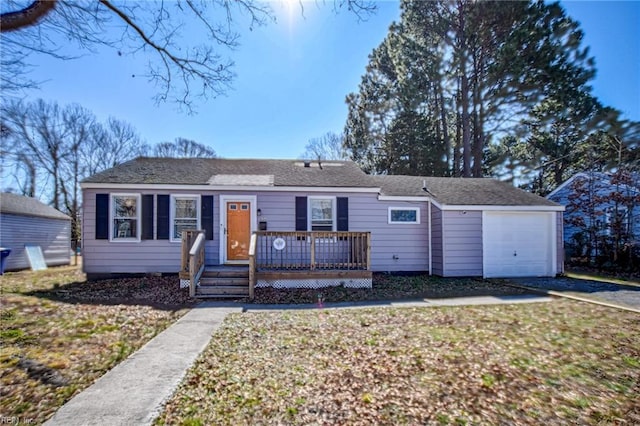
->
xmin=510 ymin=276 xmax=640 ymax=311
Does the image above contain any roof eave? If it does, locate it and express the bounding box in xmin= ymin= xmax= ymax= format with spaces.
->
xmin=80 ymin=182 xmax=381 ymax=193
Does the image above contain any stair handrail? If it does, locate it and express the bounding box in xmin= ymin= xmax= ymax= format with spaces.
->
xmin=189 ymin=231 xmax=206 ymax=297
xmin=248 ymin=233 xmax=257 ymax=300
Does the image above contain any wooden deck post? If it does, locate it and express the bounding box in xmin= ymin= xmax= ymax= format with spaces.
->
xmin=310 ymin=233 xmax=316 ymax=270
xmin=366 ymin=232 xmax=371 ymax=270
xmin=248 ymin=233 xmax=257 ymax=300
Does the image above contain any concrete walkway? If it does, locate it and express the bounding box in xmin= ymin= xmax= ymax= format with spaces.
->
xmin=45 ymin=294 xmax=552 ymax=425
xmin=243 ymin=294 xmax=553 ymax=312
xmin=45 ymin=304 xmax=241 ymax=426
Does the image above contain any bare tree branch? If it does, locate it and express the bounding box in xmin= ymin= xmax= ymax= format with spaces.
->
xmin=0 ymin=0 xmax=376 ymax=110
xmin=0 ymin=0 xmax=57 ymax=32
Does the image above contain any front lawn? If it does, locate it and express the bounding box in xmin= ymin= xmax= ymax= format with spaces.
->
xmin=0 ymin=265 xmax=195 ymax=424
xmin=158 ymin=300 xmax=640 ymax=425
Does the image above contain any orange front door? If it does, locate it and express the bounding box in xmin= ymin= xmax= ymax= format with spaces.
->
xmin=226 ymin=202 xmax=250 ymax=261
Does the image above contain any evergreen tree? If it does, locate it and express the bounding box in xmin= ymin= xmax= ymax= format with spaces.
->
xmin=345 ymin=0 xmax=598 ymax=179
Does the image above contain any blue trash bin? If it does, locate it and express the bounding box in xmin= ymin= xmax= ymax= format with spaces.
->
xmin=0 ymin=248 xmax=11 ymax=275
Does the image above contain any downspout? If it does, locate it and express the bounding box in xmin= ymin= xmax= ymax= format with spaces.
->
xmin=428 ymin=199 xmax=432 ymax=275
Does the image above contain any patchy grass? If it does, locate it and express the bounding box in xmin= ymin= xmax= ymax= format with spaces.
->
xmin=252 ymin=274 xmax=530 ymax=304
xmin=158 ymin=300 xmax=640 ymax=425
xmin=0 ymin=265 xmax=195 ymax=424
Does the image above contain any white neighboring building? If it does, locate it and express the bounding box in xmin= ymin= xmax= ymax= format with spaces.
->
xmin=0 ymin=192 xmax=71 ymax=271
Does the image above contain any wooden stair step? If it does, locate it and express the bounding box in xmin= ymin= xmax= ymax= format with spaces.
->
xmin=201 ymin=272 xmax=249 ymax=279
xmin=196 ymin=285 xmax=249 ymax=297
xmin=199 ymin=277 xmax=249 ymax=286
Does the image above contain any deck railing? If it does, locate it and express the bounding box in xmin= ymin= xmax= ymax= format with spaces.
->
xmin=181 ymin=229 xmax=205 ymax=297
xmin=253 ymin=231 xmax=370 ymax=271
xmin=248 ymin=233 xmax=257 ymax=300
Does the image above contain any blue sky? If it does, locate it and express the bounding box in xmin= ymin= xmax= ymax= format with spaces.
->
xmin=21 ymin=1 xmax=640 ymax=159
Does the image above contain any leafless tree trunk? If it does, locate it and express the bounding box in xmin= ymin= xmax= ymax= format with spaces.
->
xmin=437 ymin=79 xmax=451 ymax=175
xmin=456 ymin=1 xmax=471 ymax=177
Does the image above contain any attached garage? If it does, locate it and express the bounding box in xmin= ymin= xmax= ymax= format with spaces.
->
xmin=374 ymin=175 xmax=565 ymax=278
xmin=483 ymin=211 xmax=557 ymax=278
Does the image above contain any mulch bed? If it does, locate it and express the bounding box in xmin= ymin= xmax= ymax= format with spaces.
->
xmin=25 ymin=275 xmax=199 ymax=309
xmin=250 ymin=274 xmax=531 ymax=304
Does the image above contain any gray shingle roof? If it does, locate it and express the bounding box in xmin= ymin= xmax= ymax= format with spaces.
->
xmin=372 ymin=175 xmax=560 ymax=207
xmin=0 ymin=193 xmax=71 ymax=220
xmin=82 ymin=157 xmax=557 ymax=207
xmin=82 ymin=157 xmax=374 ymax=187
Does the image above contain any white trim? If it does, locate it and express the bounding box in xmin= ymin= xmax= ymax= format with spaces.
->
xmin=427 ymin=200 xmax=432 ymax=276
xmin=481 ymin=211 xmax=487 ymax=278
xmin=387 ymin=207 xmax=420 ymax=224
xmin=169 ymin=194 xmax=201 ymax=243
xmin=377 ymin=195 xmax=563 ymax=211
xmin=81 ymin=182 xmax=380 ymax=193
xmin=551 ymin=212 xmax=558 ymax=276
xmin=378 ymin=195 xmax=430 ymax=202
xmin=557 ymin=212 xmax=564 ymax=274
xmin=546 ymin=172 xmax=589 ymax=199
xmin=219 ymin=195 xmax=257 ymax=264
xmin=109 ymin=193 xmax=141 ymax=242
xmin=308 ymin=196 xmax=337 ymax=231
xmin=434 ymin=203 xmax=564 ymax=212
xmin=441 ymin=208 xmax=446 ymax=276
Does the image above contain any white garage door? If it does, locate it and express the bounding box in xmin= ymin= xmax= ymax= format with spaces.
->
xmin=483 ymin=212 xmax=555 ymax=278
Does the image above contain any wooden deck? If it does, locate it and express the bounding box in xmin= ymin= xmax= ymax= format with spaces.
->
xmin=181 ymin=230 xmax=372 ymax=299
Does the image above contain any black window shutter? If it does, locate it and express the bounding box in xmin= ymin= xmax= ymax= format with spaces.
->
xmin=337 ymin=197 xmax=349 ymax=231
xmin=95 ymin=193 xmax=109 ymax=240
xmin=295 ymin=197 xmax=307 ymax=231
xmin=201 ymin=195 xmax=214 ymax=240
xmin=157 ymin=195 xmax=170 ymax=240
xmin=141 ymin=194 xmax=154 ymax=240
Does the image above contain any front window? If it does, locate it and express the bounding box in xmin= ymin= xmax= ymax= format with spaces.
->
xmin=112 ymin=194 xmax=140 ymax=241
xmin=309 ymin=197 xmax=335 ymax=231
xmin=172 ymin=196 xmax=199 ymax=241
xmin=388 ymin=207 xmax=420 ymax=224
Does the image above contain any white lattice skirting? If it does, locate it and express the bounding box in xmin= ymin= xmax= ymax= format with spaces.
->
xmin=179 ymin=279 xmax=201 ymax=289
xmin=256 ymin=278 xmax=372 ymax=289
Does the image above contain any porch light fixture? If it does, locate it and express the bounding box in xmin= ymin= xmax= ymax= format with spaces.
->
xmin=257 ymin=208 xmax=262 ymax=216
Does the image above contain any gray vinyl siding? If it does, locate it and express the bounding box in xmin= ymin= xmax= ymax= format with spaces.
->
xmin=355 ymin=198 xmax=428 ymax=272
xmin=0 ymin=213 xmax=71 ymax=271
xmin=230 ymin=192 xmax=429 ymax=271
xmin=430 ymin=205 xmax=443 ymax=276
xmin=233 ymin=192 xmax=429 ymax=271
xmin=83 ymin=189 xmax=209 ymax=274
xmin=556 ymin=211 xmax=564 ymax=274
xmin=82 ymin=189 xmax=430 ymax=274
xmin=442 ymin=210 xmax=483 ymax=277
